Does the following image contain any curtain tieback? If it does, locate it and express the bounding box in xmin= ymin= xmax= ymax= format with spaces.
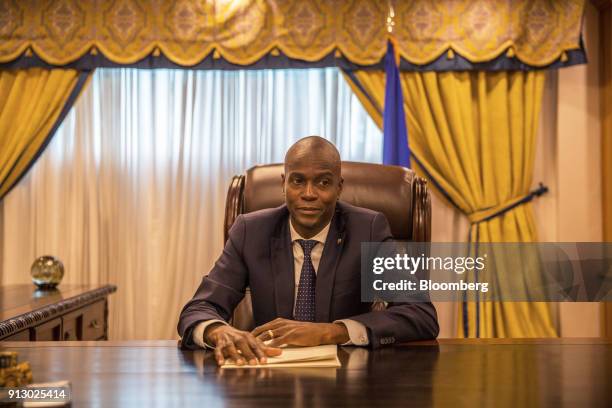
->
xmin=467 ymin=183 xmax=548 ymax=224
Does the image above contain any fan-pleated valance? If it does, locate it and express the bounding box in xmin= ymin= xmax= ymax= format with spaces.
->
xmin=0 ymin=0 xmax=585 ymax=69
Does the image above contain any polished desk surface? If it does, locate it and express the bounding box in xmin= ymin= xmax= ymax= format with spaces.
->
xmin=1 ymin=339 xmax=611 ymax=407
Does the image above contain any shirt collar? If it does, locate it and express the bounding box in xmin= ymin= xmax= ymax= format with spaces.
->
xmin=289 ymin=217 xmax=331 ymax=245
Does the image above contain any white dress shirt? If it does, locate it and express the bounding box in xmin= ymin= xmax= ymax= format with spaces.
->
xmin=192 ymin=217 xmax=369 ymax=348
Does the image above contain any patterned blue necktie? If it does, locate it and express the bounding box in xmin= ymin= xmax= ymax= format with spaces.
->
xmin=294 ymin=239 xmax=318 ymax=322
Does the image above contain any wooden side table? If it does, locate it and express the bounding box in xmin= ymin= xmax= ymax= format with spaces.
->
xmin=0 ymin=285 xmax=117 ymax=341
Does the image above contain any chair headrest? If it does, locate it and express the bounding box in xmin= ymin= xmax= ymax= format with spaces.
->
xmin=243 ymin=161 xmax=416 ymax=240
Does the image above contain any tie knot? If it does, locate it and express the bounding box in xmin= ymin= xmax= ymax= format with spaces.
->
xmin=297 ymin=239 xmax=318 ymax=256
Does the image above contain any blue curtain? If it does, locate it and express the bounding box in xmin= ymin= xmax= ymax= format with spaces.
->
xmin=383 ymin=42 xmax=410 ymax=168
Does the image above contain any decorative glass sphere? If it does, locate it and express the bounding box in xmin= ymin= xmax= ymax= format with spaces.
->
xmin=31 ymin=256 xmax=64 ymax=289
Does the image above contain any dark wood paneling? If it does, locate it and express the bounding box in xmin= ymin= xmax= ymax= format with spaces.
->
xmin=62 ymin=309 xmax=82 ymax=341
xmin=591 ymin=0 xmax=612 ymax=11
xmin=599 ymin=0 xmax=612 ymax=338
xmin=32 ymin=318 xmax=62 ymax=341
xmin=1 ymin=330 xmax=30 ymax=341
xmin=0 ymin=285 xmax=116 ymax=340
xmin=82 ymin=300 xmax=106 ymax=340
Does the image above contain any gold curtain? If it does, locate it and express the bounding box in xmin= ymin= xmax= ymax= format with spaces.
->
xmin=345 ymin=70 xmax=557 ymax=337
xmin=0 ymin=0 xmax=584 ymax=67
xmin=0 ymin=68 xmax=87 ymax=199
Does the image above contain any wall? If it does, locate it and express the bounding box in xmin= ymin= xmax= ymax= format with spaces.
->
xmin=555 ymin=2 xmax=603 ymax=337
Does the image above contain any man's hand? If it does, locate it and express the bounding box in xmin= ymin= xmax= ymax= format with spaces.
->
xmin=251 ymin=318 xmax=350 ymax=347
xmin=204 ymin=323 xmax=282 ymax=366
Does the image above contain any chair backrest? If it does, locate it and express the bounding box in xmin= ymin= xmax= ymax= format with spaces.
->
xmin=225 ymin=161 xmax=431 ymax=242
xmin=223 ymin=161 xmax=432 ymax=330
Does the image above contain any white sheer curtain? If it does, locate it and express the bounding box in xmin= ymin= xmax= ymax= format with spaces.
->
xmin=0 ymin=68 xmax=382 ymax=340
xmin=0 ymin=67 xmax=576 ymax=340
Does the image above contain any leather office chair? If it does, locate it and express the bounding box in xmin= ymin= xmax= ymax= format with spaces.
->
xmin=223 ymin=161 xmax=431 ymax=330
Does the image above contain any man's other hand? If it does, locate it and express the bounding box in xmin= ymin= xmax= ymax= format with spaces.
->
xmin=251 ymin=318 xmax=350 ymax=347
xmin=204 ymin=323 xmax=282 ymax=366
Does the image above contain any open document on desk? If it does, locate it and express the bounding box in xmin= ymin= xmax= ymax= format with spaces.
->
xmin=221 ymin=344 xmax=341 ymax=368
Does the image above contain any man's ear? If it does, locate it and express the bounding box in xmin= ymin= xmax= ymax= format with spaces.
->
xmin=281 ymin=173 xmax=285 ymax=193
xmin=337 ymin=177 xmax=344 ymax=198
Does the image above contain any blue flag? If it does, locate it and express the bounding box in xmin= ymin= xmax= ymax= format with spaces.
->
xmin=383 ymin=41 xmax=410 ymax=167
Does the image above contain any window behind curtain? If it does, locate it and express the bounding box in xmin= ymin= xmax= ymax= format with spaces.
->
xmin=0 ymin=68 xmax=382 ymax=339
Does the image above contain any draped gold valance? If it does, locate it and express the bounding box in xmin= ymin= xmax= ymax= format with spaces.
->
xmin=0 ymin=0 xmax=584 ymax=68
xmin=392 ymin=0 xmax=585 ymax=66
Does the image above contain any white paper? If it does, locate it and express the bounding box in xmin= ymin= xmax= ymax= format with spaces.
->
xmin=221 ymin=344 xmax=341 ymax=368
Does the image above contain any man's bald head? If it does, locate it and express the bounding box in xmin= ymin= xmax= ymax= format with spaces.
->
xmin=284 ymin=136 xmax=341 ymax=175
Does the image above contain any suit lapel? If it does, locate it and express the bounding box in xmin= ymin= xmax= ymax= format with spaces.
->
xmin=315 ymin=208 xmax=346 ymax=322
xmin=271 ymin=217 xmax=295 ymax=319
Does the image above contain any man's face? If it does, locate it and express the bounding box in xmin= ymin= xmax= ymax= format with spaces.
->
xmin=282 ymin=154 xmax=342 ymax=238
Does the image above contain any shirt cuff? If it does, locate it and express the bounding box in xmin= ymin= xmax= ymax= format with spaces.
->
xmin=192 ymin=320 xmax=228 ymax=349
xmin=334 ymin=319 xmax=369 ymax=346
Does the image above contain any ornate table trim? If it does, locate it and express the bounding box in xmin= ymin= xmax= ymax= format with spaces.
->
xmin=0 ymin=285 xmax=117 ymax=339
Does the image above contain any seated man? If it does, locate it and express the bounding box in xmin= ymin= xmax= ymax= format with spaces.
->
xmin=178 ymin=136 xmax=439 ymax=365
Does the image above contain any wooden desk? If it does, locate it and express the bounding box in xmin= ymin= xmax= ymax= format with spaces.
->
xmin=0 ymin=285 xmax=117 ymax=341
xmin=1 ymin=339 xmax=610 ymax=407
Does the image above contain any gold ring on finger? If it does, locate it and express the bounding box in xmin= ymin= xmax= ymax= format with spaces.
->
xmin=267 ymin=329 xmax=274 ymax=339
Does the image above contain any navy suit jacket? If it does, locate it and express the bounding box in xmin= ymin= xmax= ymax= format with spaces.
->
xmin=178 ymin=201 xmax=439 ymax=348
